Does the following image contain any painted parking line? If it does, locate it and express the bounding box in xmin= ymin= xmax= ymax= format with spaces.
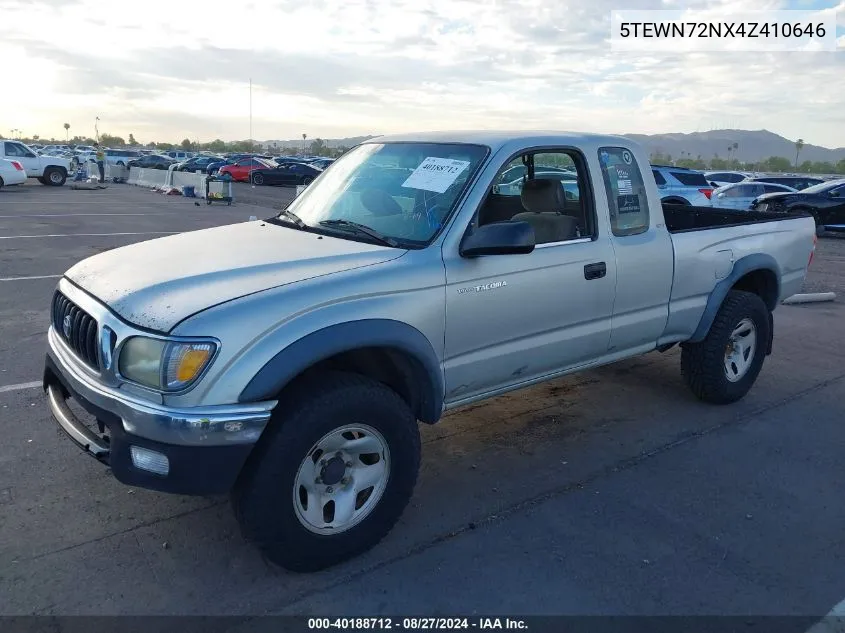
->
xmin=0 ymin=274 xmax=62 ymax=282
xmin=0 ymin=381 xmax=42 ymax=394
xmin=0 ymin=231 xmax=180 ymax=240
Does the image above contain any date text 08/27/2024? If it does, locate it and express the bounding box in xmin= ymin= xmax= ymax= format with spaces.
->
xmin=307 ymin=618 xmax=528 ymax=630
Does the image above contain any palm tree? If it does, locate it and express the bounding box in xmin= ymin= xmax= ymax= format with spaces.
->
xmin=64 ymin=123 xmax=70 ymax=142
xmin=794 ymin=139 xmax=804 ymax=168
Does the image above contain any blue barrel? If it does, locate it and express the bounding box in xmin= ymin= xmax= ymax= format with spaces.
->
xmin=182 ymin=185 xmax=196 ymax=197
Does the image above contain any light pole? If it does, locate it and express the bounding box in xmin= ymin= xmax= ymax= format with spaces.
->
xmin=94 ymin=117 xmax=100 ymax=142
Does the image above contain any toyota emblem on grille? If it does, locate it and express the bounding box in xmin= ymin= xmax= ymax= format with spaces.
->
xmin=62 ymin=315 xmax=72 ymax=338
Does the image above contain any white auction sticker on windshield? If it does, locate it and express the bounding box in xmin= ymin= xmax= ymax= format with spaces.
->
xmin=401 ymin=157 xmax=470 ymax=194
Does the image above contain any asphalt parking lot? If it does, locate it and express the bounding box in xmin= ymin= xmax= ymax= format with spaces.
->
xmin=2 ymin=181 xmax=845 ymax=625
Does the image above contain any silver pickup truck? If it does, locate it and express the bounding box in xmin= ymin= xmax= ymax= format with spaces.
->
xmin=43 ymin=132 xmax=816 ymax=571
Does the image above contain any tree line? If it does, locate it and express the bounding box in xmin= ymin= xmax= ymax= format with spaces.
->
xmin=648 ymin=152 xmax=845 ymax=175
xmin=3 ymin=132 xmax=844 ymax=173
xmin=0 ymin=132 xmax=345 ymax=158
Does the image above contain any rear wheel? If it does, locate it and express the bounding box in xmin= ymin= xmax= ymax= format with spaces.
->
xmin=43 ymin=168 xmax=66 ymax=186
xmin=252 ymin=173 xmax=264 ymax=186
xmin=302 ymin=175 xmax=314 ymax=185
xmin=681 ymin=290 xmax=769 ymax=404
xmin=232 ymin=371 xmax=421 ymax=572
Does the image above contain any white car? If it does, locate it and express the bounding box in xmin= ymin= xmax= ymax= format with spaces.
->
xmin=704 ymin=171 xmax=757 ymax=189
xmin=711 ymin=181 xmax=797 ymax=210
xmin=0 ymin=158 xmax=27 ymax=188
xmin=494 ymin=169 xmax=579 ymax=196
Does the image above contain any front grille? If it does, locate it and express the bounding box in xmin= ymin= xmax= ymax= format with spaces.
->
xmin=52 ymin=291 xmax=100 ymax=370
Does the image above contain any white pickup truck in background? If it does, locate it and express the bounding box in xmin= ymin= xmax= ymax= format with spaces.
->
xmin=0 ymin=140 xmax=71 ymax=185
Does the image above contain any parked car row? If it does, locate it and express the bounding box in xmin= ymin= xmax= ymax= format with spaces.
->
xmin=750 ymin=178 xmax=845 ymax=232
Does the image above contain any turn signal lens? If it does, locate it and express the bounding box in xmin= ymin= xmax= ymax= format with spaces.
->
xmin=164 ymin=342 xmax=215 ymax=389
xmin=176 ymin=348 xmax=211 ymax=381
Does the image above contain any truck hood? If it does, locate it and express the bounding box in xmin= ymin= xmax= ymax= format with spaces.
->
xmin=65 ymin=221 xmax=405 ymax=332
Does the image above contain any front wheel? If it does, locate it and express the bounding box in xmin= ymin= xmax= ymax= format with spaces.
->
xmin=681 ymin=290 xmax=770 ymax=404
xmin=252 ymin=173 xmax=264 ymax=186
xmin=301 ymin=176 xmax=314 ymax=185
xmin=232 ymin=371 xmax=421 ymax=572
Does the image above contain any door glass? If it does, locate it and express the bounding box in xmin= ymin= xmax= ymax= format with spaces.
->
xmin=5 ymin=142 xmax=23 ymax=157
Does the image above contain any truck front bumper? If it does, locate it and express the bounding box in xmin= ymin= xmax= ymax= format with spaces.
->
xmin=44 ymin=328 xmax=275 ymax=495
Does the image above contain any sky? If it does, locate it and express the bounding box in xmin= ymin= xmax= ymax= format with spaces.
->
xmin=1 ymin=0 xmax=843 ymax=147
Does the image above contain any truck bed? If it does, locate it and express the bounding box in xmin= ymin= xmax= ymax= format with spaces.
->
xmin=662 ymin=203 xmax=807 ymax=233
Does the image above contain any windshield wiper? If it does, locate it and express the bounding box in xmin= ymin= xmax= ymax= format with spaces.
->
xmin=266 ymin=208 xmax=307 ymax=229
xmin=318 ymin=219 xmax=399 ymax=247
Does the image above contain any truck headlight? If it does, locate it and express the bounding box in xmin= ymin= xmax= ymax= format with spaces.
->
xmin=118 ymin=337 xmax=217 ymax=391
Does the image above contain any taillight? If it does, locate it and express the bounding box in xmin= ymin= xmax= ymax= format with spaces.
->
xmin=808 ymin=233 xmax=817 ymax=268
xmin=11 ymin=160 xmax=24 ymax=171
xmin=699 ymin=188 xmax=713 ymax=199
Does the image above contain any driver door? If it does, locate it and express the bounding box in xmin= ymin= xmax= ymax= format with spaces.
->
xmin=442 ymin=150 xmax=617 ymax=405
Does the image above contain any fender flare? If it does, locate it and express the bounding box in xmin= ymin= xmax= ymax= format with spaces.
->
xmin=688 ymin=253 xmax=780 ymax=343
xmin=237 ymin=319 xmax=444 ymax=422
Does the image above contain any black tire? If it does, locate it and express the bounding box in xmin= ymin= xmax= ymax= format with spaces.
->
xmin=232 ymin=371 xmax=421 ymax=572
xmin=0 ymin=176 xmax=4 ymax=189
xmin=37 ymin=177 xmax=47 ymax=185
xmin=302 ymin=175 xmax=314 ymax=185
xmin=43 ymin=168 xmax=66 ymax=186
xmin=681 ymin=290 xmax=770 ymax=404
xmin=252 ymin=173 xmax=264 ymax=186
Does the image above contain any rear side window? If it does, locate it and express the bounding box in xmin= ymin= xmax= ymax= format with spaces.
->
xmin=652 ymin=169 xmax=666 ymax=186
xmin=599 ymin=147 xmax=649 ymax=237
xmin=763 ymin=184 xmax=786 ymax=194
xmin=670 ymin=171 xmax=709 ymax=186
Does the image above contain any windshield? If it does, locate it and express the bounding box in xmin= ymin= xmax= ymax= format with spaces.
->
xmin=282 ymin=142 xmax=488 ymax=247
xmin=802 ymin=180 xmax=844 ymax=194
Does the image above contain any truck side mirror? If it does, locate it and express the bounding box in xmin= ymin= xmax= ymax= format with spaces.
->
xmin=460 ymin=221 xmax=535 ymax=258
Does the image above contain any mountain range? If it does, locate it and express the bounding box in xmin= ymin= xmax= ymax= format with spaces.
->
xmin=261 ymin=130 xmax=845 ymax=163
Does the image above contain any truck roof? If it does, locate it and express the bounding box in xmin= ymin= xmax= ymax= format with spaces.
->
xmin=366 ymin=130 xmax=635 ymax=153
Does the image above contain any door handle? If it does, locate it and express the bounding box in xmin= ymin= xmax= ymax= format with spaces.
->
xmin=584 ymin=262 xmax=607 ymax=280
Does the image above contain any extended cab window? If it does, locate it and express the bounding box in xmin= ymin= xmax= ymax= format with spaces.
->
xmin=599 ymin=147 xmax=649 ymax=237
xmin=477 ymin=150 xmax=595 ymax=245
xmin=5 ymin=142 xmax=34 ymax=158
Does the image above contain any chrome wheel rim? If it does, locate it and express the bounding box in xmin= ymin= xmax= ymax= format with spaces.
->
xmin=253 ymin=174 xmax=263 ymax=185
xmin=49 ymin=171 xmax=63 ymax=183
xmin=724 ymin=318 xmax=757 ymax=383
xmin=293 ymin=424 xmax=390 ymax=535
